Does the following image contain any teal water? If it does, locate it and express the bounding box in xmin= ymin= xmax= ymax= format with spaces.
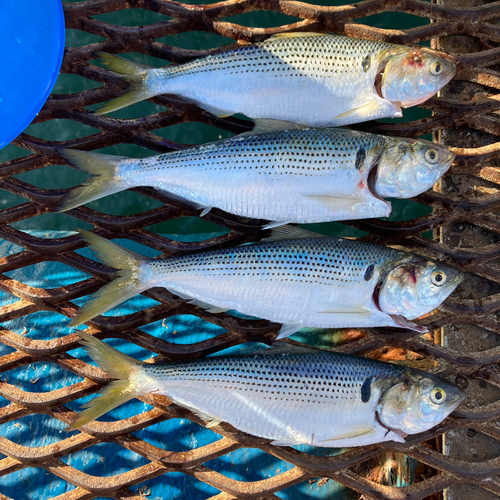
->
xmin=0 ymin=1 xmax=433 ymax=236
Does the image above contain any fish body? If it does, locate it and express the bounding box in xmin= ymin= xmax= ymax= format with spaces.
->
xmin=58 ymin=129 xmax=454 ymax=226
xmin=70 ymin=228 xmax=463 ymax=338
xmin=69 ymin=333 xmax=465 ymax=449
xmin=97 ymin=33 xmax=455 ymax=126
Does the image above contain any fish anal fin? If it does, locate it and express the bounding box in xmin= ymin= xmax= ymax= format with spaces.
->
xmin=196 ymin=102 xmax=232 ymax=118
xmin=276 ymin=323 xmax=303 ymax=340
xmin=192 ymin=409 xmax=222 ymax=428
xmin=262 ymin=220 xmax=292 ymax=230
xmin=270 ymin=438 xmax=303 ymax=446
xmin=199 ymin=207 xmax=212 ymax=217
xmin=185 ymin=292 xmax=227 ymax=314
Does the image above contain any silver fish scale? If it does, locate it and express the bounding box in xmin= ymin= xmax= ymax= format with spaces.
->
xmin=156 ymin=236 xmax=402 ymax=286
xmin=130 ymin=128 xmax=386 ymax=178
xmin=147 ymin=351 xmax=403 ymax=402
xmin=160 ymin=34 xmax=395 ymax=79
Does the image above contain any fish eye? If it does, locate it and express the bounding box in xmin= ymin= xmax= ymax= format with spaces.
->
xmin=430 ymin=61 xmax=442 ymax=76
xmin=425 ymin=149 xmax=439 ymax=164
xmin=431 ymin=270 xmax=447 ymax=287
xmin=430 ymin=388 xmax=446 ymax=404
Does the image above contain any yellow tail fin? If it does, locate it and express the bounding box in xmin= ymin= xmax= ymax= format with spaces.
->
xmin=67 ymin=332 xmax=144 ymax=430
xmin=58 ymin=149 xmax=129 ymax=211
xmin=96 ymin=52 xmax=153 ymax=114
xmin=70 ymin=230 xmax=148 ymax=326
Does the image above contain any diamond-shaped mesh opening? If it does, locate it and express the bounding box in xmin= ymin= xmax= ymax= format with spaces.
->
xmin=0 ymin=0 xmax=499 ymax=499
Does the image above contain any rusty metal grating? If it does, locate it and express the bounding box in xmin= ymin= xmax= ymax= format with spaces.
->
xmin=1 ymin=0 xmax=500 ymax=498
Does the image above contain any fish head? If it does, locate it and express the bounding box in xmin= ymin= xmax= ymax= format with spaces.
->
xmin=380 ymin=50 xmax=455 ymax=108
xmin=375 ymin=138 xmax=455 ymax=198
xmin=377 ymin=369 xmax=465 ymax=435
xmin=378 ymin=258 xmax=463 ymax=320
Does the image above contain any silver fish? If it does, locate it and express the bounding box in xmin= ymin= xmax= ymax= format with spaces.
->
xmin=95 ymin=33 xmax=455 ymax=127
xmin=69 ymin=227 xmax=463 ymax=338
xmin=68 ymin=333 xmax=465 ymax=448
xmin=57 ymin=129 xmax=454 ymax=227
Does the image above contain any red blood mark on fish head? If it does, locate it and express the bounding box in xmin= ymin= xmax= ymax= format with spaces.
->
xmin=404 ymin=51 xmax=424 ymax=67
xmin=409 ymin=267 xmax=418 ymax=284
xmin=358 ymin=180 xmax=365 ymax=189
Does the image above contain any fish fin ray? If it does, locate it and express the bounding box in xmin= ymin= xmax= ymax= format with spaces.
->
xmin=262 ymin=225 xmax=325 ymax=243
xmin=191 ymin=409 xmax=223 ymax=428
xmin=70 ymin=231 xmax=147 ymax=326
xmin=250 ymin=344 xmax=319 ymax=356
xmin=67 ymin=332 xmax=144 ymax=430
xmin=252 ymin=118 xmax=306 ymax=135
xmin=269 ymin=32 xmax=325 ymax=40
xmin=96 ymin=53 xmax=154 ymax=114
xmin=319 ymin=428 xmax=375 ymax=442
xmin=270 ymin=438 xmax=303 ymax=446
xmin=333 ymin=101 xmax=402 ymax=125
xmin=57 ymin=149 xmax=128 ymax=211
xmin=173 ymin=291 xmax=228 ymax=314
xmin=276 ymin=323 xmax=303 ymax=339
xmin=262 ymin=220 xmax=293 ymax=230
xmin=196 ymin=102 xmax=232 ymax=118
xmin=317 ymin=308 xmax=369 ymax=314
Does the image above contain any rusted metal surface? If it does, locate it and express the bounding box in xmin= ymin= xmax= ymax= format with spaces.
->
xmin=0 ymin=0 xmax=500 ymax=498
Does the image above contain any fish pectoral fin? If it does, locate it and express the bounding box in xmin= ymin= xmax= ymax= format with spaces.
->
xmin=252 ymin=119 xmax=307 ymax=135
xmin=317 ymin=308 xmax=369 ymax=314
xmin=319 ymin=428 xmax=375 ymax=443
xmin=334 ymin=101 xmax=402 ymax=124
xmin=276 ymin=323 xmax=303 ymax=339
xmin=305 ymin=195 xmax=391 ymax=218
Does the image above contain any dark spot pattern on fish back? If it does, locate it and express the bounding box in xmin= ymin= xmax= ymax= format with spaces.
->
xmin=152 ymin=351 xmax=402 ymax=404
xmin=159 ymin=236 xmax=402 ymax=285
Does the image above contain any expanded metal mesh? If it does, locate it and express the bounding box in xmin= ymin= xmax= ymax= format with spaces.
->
xmin=1 ymin=0 xmax=500 ymax=498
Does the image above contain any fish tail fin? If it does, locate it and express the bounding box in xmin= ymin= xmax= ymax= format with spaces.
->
xmin=96 ymin=52 xmax=155 ymax=114
xmin=57 ymin=148 xmax=130 ymax=211
xmin=67 ymin=332 xmax=147 ymax=430
xmin=70 ymin=230 xmax=149 ymax=327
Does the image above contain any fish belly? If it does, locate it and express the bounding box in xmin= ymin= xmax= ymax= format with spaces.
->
xmin=154 ymin=266 xmax=392 ymax=329
xmin=162 ymin=71 xmax=380 ymax=127
xmin=152 ymin=162 xmax=388 ymax=223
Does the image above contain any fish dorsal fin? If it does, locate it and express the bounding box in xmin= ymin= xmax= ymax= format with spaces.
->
xmin=269 ymin=32 xmax=325 ymax=40
xmin=250 ymin=343 xmax=319 ymax=356
xmin=262 ymin=225 xmax=325 ymax=243
xmin=251 ymin=119 xmax=307 ymax=135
